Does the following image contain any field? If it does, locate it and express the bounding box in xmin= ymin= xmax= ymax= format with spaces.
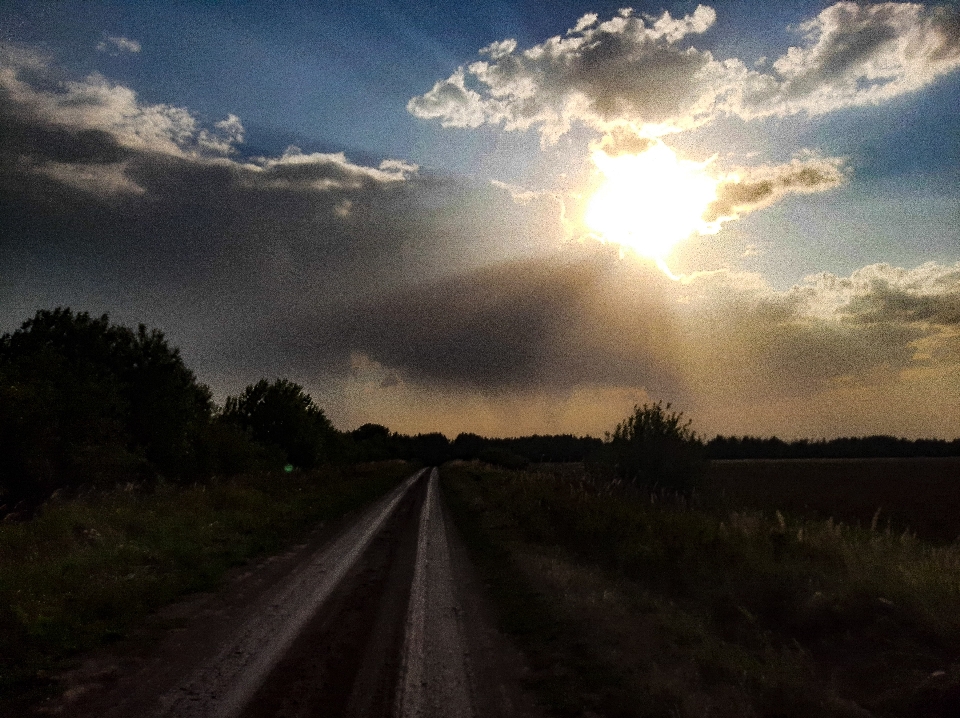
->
xmin=705 ymin=458 xmax=960 ymax=543
xmin=441 ymin=458 xmax=960 ymax=717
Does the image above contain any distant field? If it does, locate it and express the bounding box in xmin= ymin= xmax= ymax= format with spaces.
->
xmin=704 ymin=457 xmax=960 ymax=543
xmin=445 ymin=461 xmax=960 ymax=717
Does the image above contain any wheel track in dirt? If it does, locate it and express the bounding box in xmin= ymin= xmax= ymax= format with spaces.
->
xmin=48 ymin=468 xmax=542 ymax=718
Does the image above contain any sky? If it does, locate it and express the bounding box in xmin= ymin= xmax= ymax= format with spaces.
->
xmin=1 ymin=0 xmax=959 ymax=439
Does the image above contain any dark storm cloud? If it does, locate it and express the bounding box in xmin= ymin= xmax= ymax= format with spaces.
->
xmin=324 ymin=253 xmax=683 ymax=394
xmin=0 ymin=46 xmax=570 ymax=387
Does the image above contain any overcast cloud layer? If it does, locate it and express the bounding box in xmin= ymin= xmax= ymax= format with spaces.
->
xmin=1 ymin=4 xmax=959 ymax=439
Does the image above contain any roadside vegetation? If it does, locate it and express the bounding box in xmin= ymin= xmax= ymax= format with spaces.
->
xmin=4 ymin=307 xmax=959 ymax=716
xmin=442 ymin=403 xmax=960 ymax=717
xmin=0 ymin=461 xmax=413 ymax=711
xmin=0 ymin=308 xmax=424 ymax=710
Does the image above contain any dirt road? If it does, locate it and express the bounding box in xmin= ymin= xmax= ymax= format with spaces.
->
xmin=43 ymin=468 xmax=542 ymax=718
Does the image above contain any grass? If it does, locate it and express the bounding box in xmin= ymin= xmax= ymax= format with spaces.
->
xmin=442 ymin=461 xmax=960 ymax=717
xmin=0 ymin=461 xmax=414 ymax=711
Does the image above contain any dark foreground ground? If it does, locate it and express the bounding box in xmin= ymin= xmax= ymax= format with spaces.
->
xmin=17 ymin=457 xmax=960 ymax=717
xmin=33 ymin=470 xmax=542 ymax=718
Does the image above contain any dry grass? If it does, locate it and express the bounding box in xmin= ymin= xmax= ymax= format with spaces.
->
xmin=704 ymin=458 xmax=960 ymax=543
xmin=443 ymin=462 xmax=960 ymax=717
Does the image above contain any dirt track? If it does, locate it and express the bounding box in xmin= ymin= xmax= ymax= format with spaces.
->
xmin=41 ymin=468 xmax=542 ymax=718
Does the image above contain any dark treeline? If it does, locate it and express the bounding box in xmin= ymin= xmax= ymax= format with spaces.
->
xmin=0 ymin=309 xmax=350 ymax=506
xmin=345 ymin=426 xmax=604 ymax=470
xmin=4 ymin=308 xmax=959 ymax=510
xmin=706 ymin=435 xmax=960 ymax=460
xmin=0 ymin=308 xmax=604 ymax=507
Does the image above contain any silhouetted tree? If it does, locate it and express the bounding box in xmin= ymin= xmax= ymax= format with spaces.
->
xmin=0 ymin=308 xmax=213 ymax=499
xmin=396 ymin=432 xmax=450 ymax=465
xmin=222 ymin=379 xmax=334 ymax=469
xmin=705 ymin=434 xmax=960 ymax=460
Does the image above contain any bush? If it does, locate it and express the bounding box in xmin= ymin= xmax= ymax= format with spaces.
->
xmin=222 ymin=379 xmax=336 ymax=469
xmin=607 ymin=401 xmax=704 ymax=493
xmin=194 ymin=420 xmax=286 ymax=477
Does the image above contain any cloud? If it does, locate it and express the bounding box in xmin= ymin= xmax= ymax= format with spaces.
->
xmin=1 ymin=46 xmax=241 ymax=160
xmin=409 ymin=5 xmax=721 ymax=142
xmin=409 ymin=3 xmax=960 ymax=142
xmin=328 ymin=252 xmax=684 ymax=394
xmin=792 ymin=262 xmax=960 ymax=324
xmin=704 ymin=154 xmax=847 ymax=226
xmin=1 ymin=43 xmax=957 ymax=440
xmin=0 ymin=49 xmax=571 ymax=398
xmin=247 ymin=146 xmax=418 ymax=190
xmin=740 ymin=1 xmax=960 ymax=118
xmin=315 ymin=254 xmax=960 ymax=437
xmin=96 ymin=36 xmax=141 ymax=55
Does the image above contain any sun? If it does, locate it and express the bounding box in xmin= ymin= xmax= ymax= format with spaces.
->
xmin=584 ymin=142 xmax=720 ymax=262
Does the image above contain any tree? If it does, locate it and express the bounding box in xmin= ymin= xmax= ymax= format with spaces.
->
xmin=222 ymin=379 xmax=335 ymax=469
xmin=0 ymin=308 xmax=214 ymax=499
xmin=347 ymin=423 xmax=394 ymax=461
xmin=607 ymin=401 xmax=704 ymax=492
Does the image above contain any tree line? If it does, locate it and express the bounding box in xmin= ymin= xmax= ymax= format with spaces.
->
xmin=3 ymin=308 xmax=954 ymax=507
xmin=705 ymin=435 xmax=960 ymax=460
xmin=0 ymin=309 xmax=624 ymax=505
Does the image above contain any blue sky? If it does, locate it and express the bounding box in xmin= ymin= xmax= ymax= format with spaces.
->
xmin=1 ymin=1 xmax=959 ymax=438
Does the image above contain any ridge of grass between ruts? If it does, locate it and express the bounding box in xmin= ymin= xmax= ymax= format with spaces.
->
xmin=442 ymin=462 xmax=960 ymax=717
xmin=0 ymin=460 xmax=414 ymax=711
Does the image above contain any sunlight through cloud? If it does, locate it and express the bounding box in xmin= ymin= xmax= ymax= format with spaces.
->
xmin=584 ymin=142 xmax=720 ymax=264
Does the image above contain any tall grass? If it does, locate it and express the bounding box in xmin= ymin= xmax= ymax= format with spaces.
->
xmin=443 ymin=463 xmax=960 ymax=717
xmin=0 ymin=462 xmax=412 ymax=710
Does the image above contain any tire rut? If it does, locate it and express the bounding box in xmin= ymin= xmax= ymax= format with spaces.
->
xmin=43 ymin=468 xmax=544 ymax=718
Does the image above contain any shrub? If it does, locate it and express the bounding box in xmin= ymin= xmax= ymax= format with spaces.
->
xmin=607 ymin=401 xmax=704 ymax=492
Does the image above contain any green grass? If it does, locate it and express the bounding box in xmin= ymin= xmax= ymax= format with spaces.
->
xmin=442 ymin=462 xmax=960 ymax=717
xmin=0 ymin=461 xmax=413 ymax=710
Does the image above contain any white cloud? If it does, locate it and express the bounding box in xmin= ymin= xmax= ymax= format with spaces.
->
xmin=96 ymin=36 xmax=142 ymax=55
xmin=246 ymin=147 xmax=418 ymax=191
xmin=737 ymin=2 xmax=960 ymax=118
xmin=409 ymin=3 xmax=960 ymax=142
xmin=409 ymin=5 xmax=723 ymax=143
xmin=787 ymin=261 xmax=960 ymax=323
xmin=197 ymin=114 xmax=245 ymax=154
xmin=0 ymin=50 xmax=421 ymax=202
xmin=0 ymin=50 xmax=242 ymax=159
